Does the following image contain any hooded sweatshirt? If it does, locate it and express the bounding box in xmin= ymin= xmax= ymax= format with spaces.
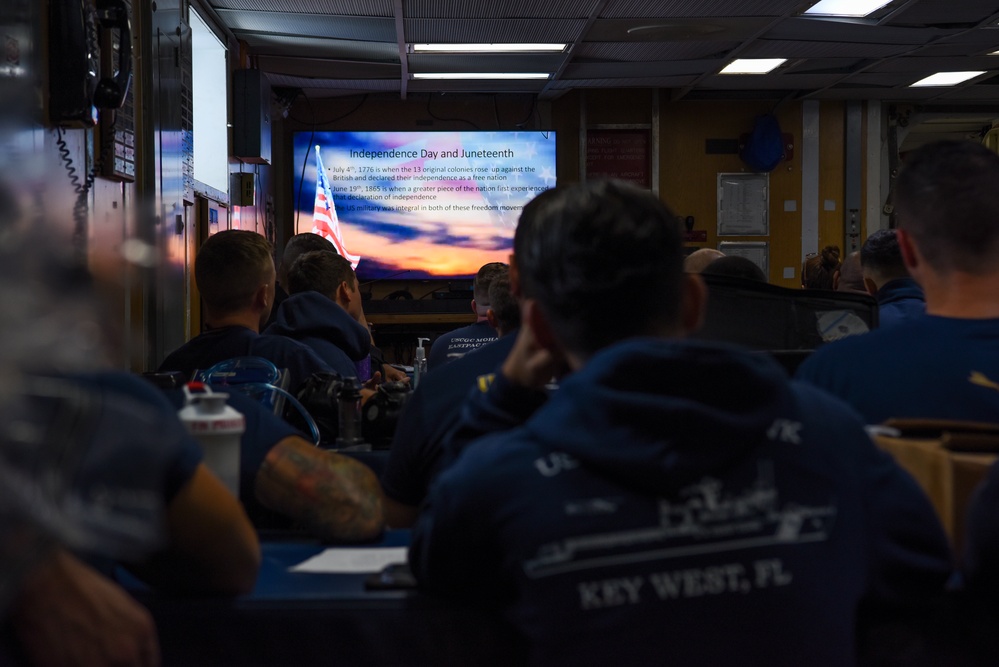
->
xmin=410 ymin=338 xmax=952 ymax=667
xmin=264 ymin=291 xmax=370 ymax=379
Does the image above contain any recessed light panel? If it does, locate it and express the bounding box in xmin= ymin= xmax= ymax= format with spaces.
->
xmin=412 ymin=44 xmax=566 ymax=53
xmin=411 ymin=72 xmax=551 ymax=80
xmin=910 ymin=71 xmax=985 ymax=87
xmin=719 ymin=59 xmax=787 ymax=74
xmin=804 ymin=0 xmax=893 ymax=17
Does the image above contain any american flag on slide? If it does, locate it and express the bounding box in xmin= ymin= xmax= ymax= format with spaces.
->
xmin=312 ymin=145 xmax=361 ymax=268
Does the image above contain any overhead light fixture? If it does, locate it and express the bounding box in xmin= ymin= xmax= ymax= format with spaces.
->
xmin=412 ymin=43 xmax=566 ymax=53
xmin=804 ymin=0 xmax=893 ymax=17
xmin=719 ymin=58 xmax=786 ymax=75
xmin=910 ymin=71 xmax=986 ymax=87
xmin=411 ymin=72 xmax=552 ymax=80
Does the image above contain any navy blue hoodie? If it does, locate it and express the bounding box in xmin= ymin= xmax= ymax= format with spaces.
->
xmin=264 ymin=291 xmax=370 ymax=379
xmin=411 ymin=338 xmax=952 ymax=666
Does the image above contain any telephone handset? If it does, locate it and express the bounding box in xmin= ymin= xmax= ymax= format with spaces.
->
xmin=48 ymin=0 xmax=132 ymax=127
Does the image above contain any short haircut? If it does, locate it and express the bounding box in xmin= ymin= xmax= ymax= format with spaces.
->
xmin=279 ymin=233 xmax=337 ymax=283
xmin=802 ymin=245 xmax=840 ymax=289
xmin=836 ymin=251 xmax=866 ymax=292
xmin=701 ymin=255 xmax=766 ymax=282
xmin=487 ymin=273 xmax=519 ymax=334
xmin=195 ymin=230 xmax=274 ymax=316
xmin=514 ymin=180 xmax=683 ymax=358
xmin=893 ymin=140 xmax=999 ymax=274
xmin=683 ymin=248 xmax=725 ymax=273
xmin=473 ymin=262 xmax=508 ymax=307
xmin=287 ymin=250 xmax=356 ymax=297
xmin=860 ymin=229 xmax=908 ymax=282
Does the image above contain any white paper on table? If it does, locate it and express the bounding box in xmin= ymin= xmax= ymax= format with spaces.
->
xmin=288 ymin=547 xmax=408 ymax=573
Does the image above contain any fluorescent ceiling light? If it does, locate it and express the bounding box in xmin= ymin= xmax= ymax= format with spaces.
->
xmin=719 ymin=58 xmax=786 ymax=74
xmin=413 ymin=43 xmax=566 ymax=53
xmin=411 ymin=72 xmax=551 ymax=80
xmin=910 ymin=71 xmax=985 ymax=87
xmin=804 ymin=0 xmax=893 ymax=17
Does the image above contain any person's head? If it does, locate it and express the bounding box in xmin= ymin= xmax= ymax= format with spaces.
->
xmin=860 ymin=229 xmax=909 ymax=292
xmin=514 ymin=180 xmax=702 ymax=364
xmin=287 ymin=250 xmax=362 ymax=321
xmin=278 ymin=233 xmax=337 ymax=286
xmin=802 ymin=245 xmax=841 ymax=289
xmin=892 ymin=140 xmax=999 ymax=277
xmin=195 ymin=230 xmax=276 ymax=329
xmin=485 ymin=272 xmax=519 ymax=337
xmin=701 ymin=255 xmax=767 ymax=283
xmin=683 ymin=248 xmax=725 ymax=273
xmin=834 ymin=251 xmax=866 ymax=293
xmin=472 ymin=262 xmax=508 ymax=319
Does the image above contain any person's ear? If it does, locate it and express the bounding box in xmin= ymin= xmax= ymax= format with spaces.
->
xmin=524 ymin=298 xmax=557 ymax=351
xmin=470 ymin=299 xmax=478 ymax=316
xmin=895 ymin=228 xmax=919 ymax=273
xmin=679 ymin=273 xmax=707 ymax=335
xmin=486 ymin=307 xmax=498 ymax=330
xmin=508 ymin=254 xmax=522 ymax=298
xmin=254 ymin=282 xmax=270 ymax=311
xmin=336 ymin=280 xmax=353 ymax=307
xmin=863 ymin=276 xmax=878 ymax=296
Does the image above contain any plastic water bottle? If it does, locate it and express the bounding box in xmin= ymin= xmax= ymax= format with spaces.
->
xmin=177 ymin=383 xmax=245 ymax=496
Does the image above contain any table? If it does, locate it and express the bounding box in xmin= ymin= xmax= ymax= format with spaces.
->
xmin=122 ymin=530 xmax=525 ymax=666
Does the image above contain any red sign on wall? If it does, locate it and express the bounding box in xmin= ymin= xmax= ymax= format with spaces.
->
xmin=585 ymin=129 xmax=651 ymax=189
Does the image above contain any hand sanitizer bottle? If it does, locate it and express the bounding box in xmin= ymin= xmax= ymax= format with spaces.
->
xmin=413 ymin=337 xmax=429 ymax=389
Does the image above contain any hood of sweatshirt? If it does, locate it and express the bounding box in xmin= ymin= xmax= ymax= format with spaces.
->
xmin=526 ymin=338 xmax=796 ymax=496
xmin=266 ymin=291 xmax=370 ymax=361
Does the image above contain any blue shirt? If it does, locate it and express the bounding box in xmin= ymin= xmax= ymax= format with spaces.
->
xmin=158 ymin=325 xmax=333 ymax=394
xmin=876 ymin=277 xmax=925 ymax=328
xmin=427 ymin=320 xmax=498 ymax=370
xmin=382 ymin=333 xmax=516 ymax=507
xmin=795 ymin=315 xmax=999 ymax=424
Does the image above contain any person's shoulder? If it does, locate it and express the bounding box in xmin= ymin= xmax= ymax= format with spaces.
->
xmin=65 ymin=370 xmax=177 ymax=411
xmin=436 ymin=427 xmax=538 ymax=491
xmin=796 ymin=319 xmax=925 ymax=378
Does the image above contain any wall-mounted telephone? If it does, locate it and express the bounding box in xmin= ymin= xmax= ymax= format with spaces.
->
xmin=48 ymin=0 xmax=132 ymax=127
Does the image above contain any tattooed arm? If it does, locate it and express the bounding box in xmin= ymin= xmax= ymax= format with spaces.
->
xmin=254 ymin=436 xmax=385 ymax=542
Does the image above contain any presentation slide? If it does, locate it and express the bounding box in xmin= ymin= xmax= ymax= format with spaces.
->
xmin=293 ymin=131 xmax=557 ymax=280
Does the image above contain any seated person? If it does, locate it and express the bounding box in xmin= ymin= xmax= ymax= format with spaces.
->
xmin=269 ymin=232 xmax=406 ymax=384
xmin=264 ymin=250 xmax=371 ymax=378
xmin=833 ymin=251 xmax=866 ymax=293
xmin=801 ymin=245 xmax=840 ymax=289
xmin=158 ymin=230 xmax=333 ymax=393
xmin=264 ymin=232 xmax=343 ymax=329
xmin=410 ymin=180 xmax=952 ymax=666
xmin=158 ymin=383 xmax=384 ymax=542
xmin=381 ymin=267 xmax=521 ymax=528
xmin=7 ymin=370 xmax=261 ymax=665
xmin=860 ymin=228 xmax=926 ymax=327
xmin=427 ymin=262 xmax=507 ymax=370
xmin=796 ymin=141 xmax=999 ymax=425
xmin=51 ymin=371 xmax=262 ymax=595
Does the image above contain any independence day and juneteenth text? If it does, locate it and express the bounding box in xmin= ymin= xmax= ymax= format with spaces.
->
xmin=348 ymin=148 xmax=516 ymax=160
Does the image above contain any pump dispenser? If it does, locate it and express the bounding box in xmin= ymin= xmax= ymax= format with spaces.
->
xmin=413 ymin=337 xmax=429 ymax=388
